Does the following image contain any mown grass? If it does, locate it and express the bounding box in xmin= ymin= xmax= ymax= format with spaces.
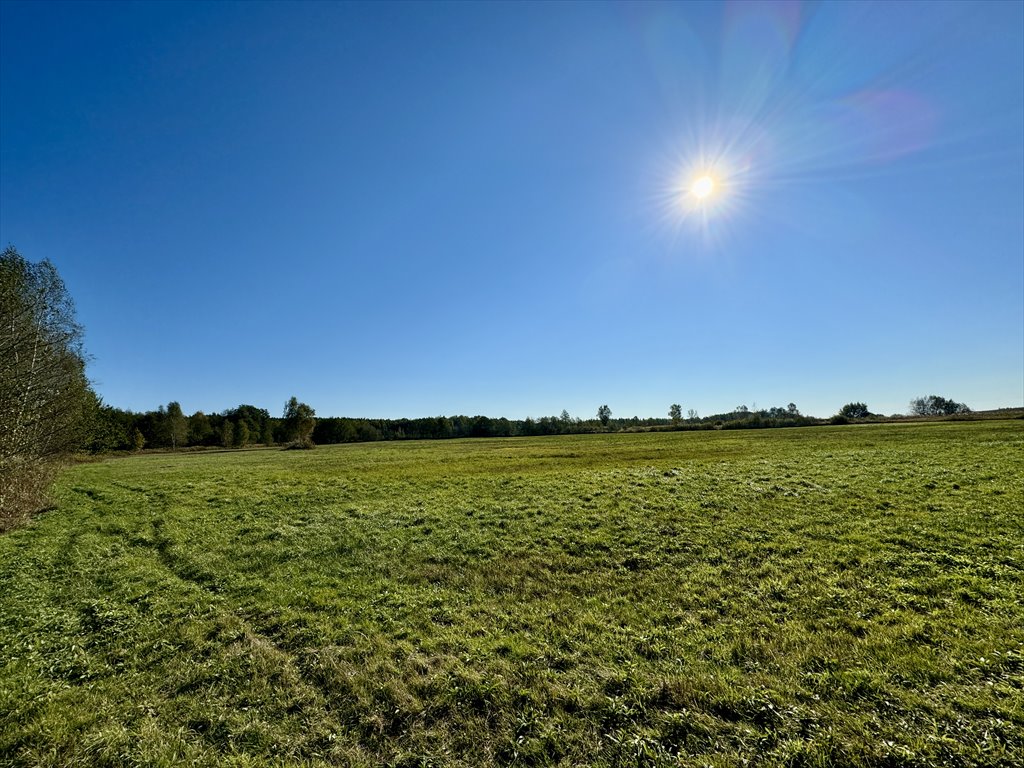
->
xmin=1 ymin=421 xmax=1022 ymax=767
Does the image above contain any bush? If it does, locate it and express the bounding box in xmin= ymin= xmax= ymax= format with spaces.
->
xmin=0 ymin=459 xmax=58 ymax=532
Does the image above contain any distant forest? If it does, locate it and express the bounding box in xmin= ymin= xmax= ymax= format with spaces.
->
xmin=87 ymin=393 xmax=987 ymax=453
xmin=90 ymin=401 xmax=842 ymax=453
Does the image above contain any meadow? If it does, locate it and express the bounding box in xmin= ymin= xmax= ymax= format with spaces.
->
xmin=1 ymin=421 xmax=1021 ymax=767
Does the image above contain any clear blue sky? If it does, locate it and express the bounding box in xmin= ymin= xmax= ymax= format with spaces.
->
xmin=2 ymin=0 xmax=1021 ymax=420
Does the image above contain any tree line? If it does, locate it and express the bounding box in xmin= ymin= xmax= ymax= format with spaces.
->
xmin=90 ymin=401 xmax=828 ymax=452
xmin=82 ymin=387 xmax=981 ymax=458
xmin=89 ymin=398 xmax=317 ymax=452
xmin=87 ymin=396 xmax=977 ymax=454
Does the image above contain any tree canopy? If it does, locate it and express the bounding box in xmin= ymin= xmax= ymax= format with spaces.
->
xmin=283 ymin=397 xmax=316 ymax=447
xmin=909 ymin=395 xmax=970 ymax=417
xmin=669 ymin=404 xmax=682 ymax=425
xmin=839 ymin=402 xmax=871 ymax=419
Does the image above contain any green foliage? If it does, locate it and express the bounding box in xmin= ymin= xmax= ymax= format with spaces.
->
xmin=261 ymin=419 xmax=275 ymax=446
xmin=130 ymin=428 xmax=145 ymax=452
xmin=220 ymin=419 xmax=233 ymax=448
xmin=187 ymin=411 xmax=212 ymax=445
xmin=87 ymin=403 xmax=136 ymax=452
xmin=669 ymin=404 xmax=682 ymax=425
xmin=2 ymin=422 xmax=1021 ymax=766
xmin=233 ymin=420 xmax=250 ymax=448
xmin=597 ymin=404 xmax=612 ymax=427
xmin=163 ymin=401 xmax=188 ymax=450
xmin=0 ymin=247 xmax=93 ymax=527
xmin=224 ymin=404 xmax=272 ymax=447
xmin=839 ymin=402 xmax=870 ymax=419
xmin=283 ymin=396 xmax=316 ymax=446
xmin=910 ymin=395 xmax=971 ymax=416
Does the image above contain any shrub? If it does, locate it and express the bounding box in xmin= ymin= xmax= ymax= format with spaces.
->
xmin=0 ymin=459 xmax=58 ymax=531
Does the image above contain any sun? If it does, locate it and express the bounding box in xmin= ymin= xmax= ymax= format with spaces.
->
xmin=691 ymin=174 xmax=716 ymax=200
xmin=657 ymin=151 xmax=743 ymax=237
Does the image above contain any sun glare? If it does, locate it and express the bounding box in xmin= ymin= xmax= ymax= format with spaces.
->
xmin=691 ymin=174 xmax=716 ymax=200
xmin=656 ymin=150 xmax=746 ymax=243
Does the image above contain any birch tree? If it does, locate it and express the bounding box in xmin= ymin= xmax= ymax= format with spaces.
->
xmin=283 ymin=396 xmax=316 ymax=446
xmin=1 ymin=247 xmax=93 ymax=526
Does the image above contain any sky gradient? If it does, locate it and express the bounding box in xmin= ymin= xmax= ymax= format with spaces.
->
xmin=2 ymin=0 xmax=1022 ymax=420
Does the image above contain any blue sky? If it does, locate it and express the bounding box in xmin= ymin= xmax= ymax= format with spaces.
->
xmin=2 ymin=0 xmax=1021 ymax=420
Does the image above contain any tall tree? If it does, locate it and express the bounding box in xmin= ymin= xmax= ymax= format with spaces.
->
xmin=233 ymin=420 xmax=250 ymax=448
xmin=165 ymin=401 xmax=188 ymax=450
xmin=220 ymin=420 xmax=234 ymax=448
xmin=669 ymin=404 xmax=682 ymax=425
xmin=1 ymin=247 xmax=94 ymax=526
xmin=597 ymin=404 xmax=612 ymax=427
xmin=283 ymin=396 xmax=316 ymax=446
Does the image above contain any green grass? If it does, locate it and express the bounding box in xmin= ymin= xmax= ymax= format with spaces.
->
xmin=1 ymin=421 xmax=1022 ymax=767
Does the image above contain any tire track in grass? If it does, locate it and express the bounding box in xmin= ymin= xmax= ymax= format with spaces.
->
xmin=113 ymin=485 xmax=360 ymax=761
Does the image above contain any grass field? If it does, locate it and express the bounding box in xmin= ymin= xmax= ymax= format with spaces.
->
xmin=1 ymin=421 xmax=1022 ymax=767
